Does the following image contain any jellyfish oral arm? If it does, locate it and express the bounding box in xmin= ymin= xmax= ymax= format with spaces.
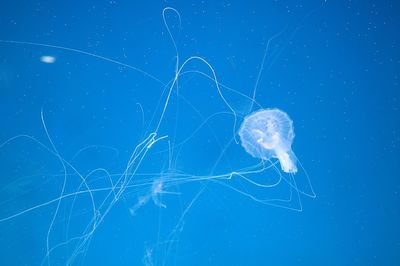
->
xmin=275 ymin=148 xmax=298 ymax=174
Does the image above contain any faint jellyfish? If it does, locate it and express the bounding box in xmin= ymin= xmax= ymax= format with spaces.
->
xmin=151 ymin=178 xmax=180 ymax=208
xmin=129 ymin=178 xmax=180 ymax=216
xmin=129 ymin=195 xmax=149 ymax=216
xmin=151 ymin=179 xmax=167 ymax=208
xmin=238 ymin=108 xmax=298 ymax=173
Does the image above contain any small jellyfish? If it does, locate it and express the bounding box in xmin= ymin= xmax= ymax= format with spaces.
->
xmin=238 ymin=108 xmax=298 ymax=173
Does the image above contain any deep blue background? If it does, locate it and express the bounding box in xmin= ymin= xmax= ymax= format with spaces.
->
xmin=0 ymin=1 xmax=399 ymax=265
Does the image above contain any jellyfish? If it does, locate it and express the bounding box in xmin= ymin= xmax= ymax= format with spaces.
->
xmin=238 ymin=108 xmax=298 ymax=173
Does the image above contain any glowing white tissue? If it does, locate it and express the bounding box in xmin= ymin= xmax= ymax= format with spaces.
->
xmin=40 ymin=55 xmax=56 ymax=64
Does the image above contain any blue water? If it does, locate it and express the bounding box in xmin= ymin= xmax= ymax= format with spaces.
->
xmin=0 ymin=1 xmax=399 ymax=265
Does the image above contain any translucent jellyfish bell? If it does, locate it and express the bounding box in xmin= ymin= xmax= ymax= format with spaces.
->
xmin=239 ymin=108 xmax=298 ymax=173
